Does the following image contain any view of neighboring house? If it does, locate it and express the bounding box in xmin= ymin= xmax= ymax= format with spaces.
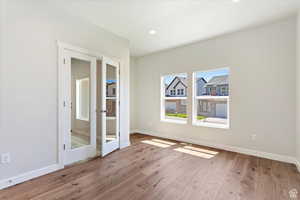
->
xmin=203 ymin=75 xmax=229 ymax=96
xmin=196 ymin=78 xmax=207 ymax=96
xmin=107 ymin=82 xmax=116 ymax=97
xmin=165 ymin=76 xmax=187 ymax=115
xmin=106 ymin=82 xmax=116 ymax=117
xmin=198 ymin=75 xmax=229 ymax=120
xmin=165 ymin=76 xmax=187 ymax=97
xmin=165 ymin=75 xmax=229 ymax=120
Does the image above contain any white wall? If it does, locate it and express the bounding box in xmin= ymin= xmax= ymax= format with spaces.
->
xmin=133 ymin=17 xmax=296 ymax=157
xmin=130 ymin=57 xmax=138 ymax=132
xmin=0 ymin=0 xmax=130 ymax=181
xmin=297 ymin=13 xmax=300 ymax=164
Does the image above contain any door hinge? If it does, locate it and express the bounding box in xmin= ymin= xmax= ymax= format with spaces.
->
xmin=63 ymin=144 xmax=66 ymax=150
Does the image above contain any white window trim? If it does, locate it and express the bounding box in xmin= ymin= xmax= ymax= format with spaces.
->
xmin=192 ymin=69 xmax=230 ymax=129
xmin=161 ymin=75 xmax=188 ymax=124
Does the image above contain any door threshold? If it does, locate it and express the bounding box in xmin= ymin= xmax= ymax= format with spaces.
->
xmin=65 ymin=155 xmax=100 ymax=168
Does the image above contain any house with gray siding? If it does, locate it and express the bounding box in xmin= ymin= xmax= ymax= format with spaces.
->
xmin=165 ymin=76 xmax=187 ymax=114
xmin=165 ymin=76 xmax=187 ymax=97
xmin=198 ymin=75 xmax=229 ymax=119
xmin=203 ymin=75 xmax=229 ymax=96
xmin=196 ymin=78 xmax=207 ymax=96
xmin=165 ymin=75 xmax=229 ymax=120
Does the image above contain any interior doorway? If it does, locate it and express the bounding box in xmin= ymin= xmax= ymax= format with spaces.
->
xmin=58 ymin=42 xmax=121 ymax=166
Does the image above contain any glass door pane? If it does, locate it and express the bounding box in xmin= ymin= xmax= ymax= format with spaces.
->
xmin=105 ymin=64 xmax=117 ymax=143
xmin=71 ymin=58 xmax=91 ymax=149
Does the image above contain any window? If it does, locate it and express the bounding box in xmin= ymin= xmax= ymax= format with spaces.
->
xmin=177 ymin=89 xmax=184 ymax=96
xmin=221 ymin=87 xmax=228 ymax=96
xmin=161 ymin=74 xmax=187 ymax=124
xmin=170 ymin=90 xmax=176 ymax=96
xmin=76 ymin=77 xmax=90 ymax=121
xmin=193 ymin=68 xmax=229 ymax=128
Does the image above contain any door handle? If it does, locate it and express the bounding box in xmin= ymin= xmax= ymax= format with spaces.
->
xmin=101 ymin=110 xmax=107 ymax=113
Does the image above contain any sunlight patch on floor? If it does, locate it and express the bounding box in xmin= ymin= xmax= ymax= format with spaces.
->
xmin=151 ymin=139 xmax=177 ymax=145
xmin=174 ymin=146 xmax=219 ymax=159
xmin=141 ymin=139 xmax=177 ymax=148
xmin=183 ymin=146 xmax=219 ymax=155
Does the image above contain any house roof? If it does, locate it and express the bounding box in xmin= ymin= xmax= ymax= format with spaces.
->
xmin=176 ymin=77 xmax=187 ymax=88
xmin=205 ymin=75 xmax=228 ymax=86
xmin=107 ymin=82 xmax=116 ymax=87
xmin=166 ymin=76 xmax=187 ymax=90
xmin=197 ymin=77 xmax=207 ymax=83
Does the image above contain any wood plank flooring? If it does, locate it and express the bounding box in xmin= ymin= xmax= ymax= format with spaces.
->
xmin=0 ymin=133 xmax=300 ymax=200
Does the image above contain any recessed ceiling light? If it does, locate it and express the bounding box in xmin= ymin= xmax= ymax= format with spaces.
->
xmin=149 ymin=30 xmax=157 ymax=35
xmin=232 ymin=0 xmax=240 ymax=2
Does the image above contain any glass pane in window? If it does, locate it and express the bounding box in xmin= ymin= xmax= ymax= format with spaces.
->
xmin=196 ymin=99 xmax=228 ymax=125
xmin=162 ymin=73 xmax=188 ymax=122
xmin=163 ymin=74 xmax=187 ymax=97
xmin=165 ymin=99 xmax=187 ymax=121
xmin=194 ymin=68 xmax=229 ymax=127
xmin=195 ymin=69 xmax=229 ymax=97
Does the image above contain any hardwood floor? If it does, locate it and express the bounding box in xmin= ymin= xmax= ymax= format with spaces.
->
xmin=0 ymin=133 xmax=300 ymax=200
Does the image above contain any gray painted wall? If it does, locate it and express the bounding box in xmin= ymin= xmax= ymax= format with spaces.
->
xmin=0 ymin=0 xmax=130 ymax=180
xmin=132 ymin=17 xmax=296 ymax=157
xmin=130 ymin=57 xmax=138 ymax=132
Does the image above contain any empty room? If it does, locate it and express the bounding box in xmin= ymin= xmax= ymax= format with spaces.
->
xmin=1 ymin=0 xmax=300 ymax=199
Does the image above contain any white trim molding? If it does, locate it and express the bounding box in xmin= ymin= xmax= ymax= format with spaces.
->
xmin=130 ymin=129 xmax=139 ymax=134
xmin=134 ymin=129 xmax=299 ymax=169
xmin=295 ymin=159 xmax=300 ymax=172
xmin=120 ymin=140 xmax=131 ymax=149
xmin=0 ymin=164 xmax=62 ymax=190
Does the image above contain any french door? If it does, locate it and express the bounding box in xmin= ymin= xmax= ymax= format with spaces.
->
xmin=101 ymin=58 xmax=120 ymax=156
xmin=63 ymin=49 xmax=97 ymax=165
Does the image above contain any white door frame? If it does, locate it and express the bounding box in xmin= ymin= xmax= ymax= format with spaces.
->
xmin=57 ymin=41 xmax=121 ymax=168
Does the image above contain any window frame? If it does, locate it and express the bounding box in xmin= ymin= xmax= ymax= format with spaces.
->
xmin=192 ymin=68 xmax=230 ymax=129
xmin=161 ymin=73 xmax=188 ymax=124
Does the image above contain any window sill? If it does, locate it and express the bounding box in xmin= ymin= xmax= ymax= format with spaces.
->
xmin=161 ymin=118 xmax=187 ymax=125
xmin=193 ymin=121 xmax=230 ymax=129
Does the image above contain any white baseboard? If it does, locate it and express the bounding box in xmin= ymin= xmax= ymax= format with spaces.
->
xmin=135 ymin=129 xmax=298 ymax=167
xmin=1 ymin=132 xmax=298 ymax=192
xmin=295 ymin=159 xmax=300 ymax=172
xmin=130 ymin=129 xmax=139 ymax=134
xmin=120 ymin=140 xmax=131 ymax=149
xmin=0 ymin=164 xmax=62 ymax=190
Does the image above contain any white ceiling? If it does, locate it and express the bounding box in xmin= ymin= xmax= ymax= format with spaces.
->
xmin=59 ymin=0 xmax=300 ymax=56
